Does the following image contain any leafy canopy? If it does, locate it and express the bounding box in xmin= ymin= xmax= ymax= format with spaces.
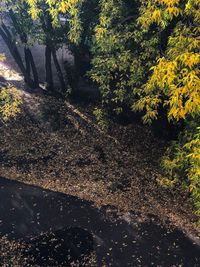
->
xmin=26 ymin=0 xmax=83 ymax=44
xmin=134 ymin=0 xmax=200 ymax=123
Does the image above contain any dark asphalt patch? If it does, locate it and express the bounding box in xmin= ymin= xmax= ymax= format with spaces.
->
xmin=0 ymin=177 xmax=199 ymax=266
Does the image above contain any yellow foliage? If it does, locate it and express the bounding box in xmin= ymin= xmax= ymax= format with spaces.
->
xmin=138 ymin=0 xmax=199 ymax=30
xmin=0 ymin=87 xmax=22 ymax=120
xmin=135 ymin=0 xmax=200 ymax=123
xmin=161 ymin=125 xmax=200 ymax=219
xmin=25 ymin=0 xmax=82 ymax=44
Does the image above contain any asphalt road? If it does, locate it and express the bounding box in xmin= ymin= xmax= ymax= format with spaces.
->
xmin=0 ymin=177 xmax=199 ymax=266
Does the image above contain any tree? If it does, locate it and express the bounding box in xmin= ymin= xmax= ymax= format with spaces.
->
xmin=26 ymin=0 xmax=84 ymax=90
xmin=0 ymin=0 xmax=84 ymax=92
xmin=90 ymin=0 xmax=160 ymax=114
xmin=90 ymin=0 xmax=200 ymax=219
xmin=133 ymin=0 xmax=200 ymax=219
xmin=0 ymin=1 xmax=40 ymax=88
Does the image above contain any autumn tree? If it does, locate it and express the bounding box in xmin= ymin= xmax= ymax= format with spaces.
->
xmin=90 ymin=0 xmax=200 ymax=218
xmin=26 ymin=0 xmax=85 ymax=91
xmin=0 ymin=0 xmax=85 ymax=92
xmin=90 ymin=0 xmax=160 ymax=114
xmin=133 ymin=0 xmax=200 ymax=218
xmin=0 ymin=1 xmax=39 ymax=88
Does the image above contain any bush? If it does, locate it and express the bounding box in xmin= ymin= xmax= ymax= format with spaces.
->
xmin=0 ymin=86 xmax=22 ymax=120
xmin=161 ymin=121 xmax=200 ymax=220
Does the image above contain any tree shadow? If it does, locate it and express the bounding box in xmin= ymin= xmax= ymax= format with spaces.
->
xmin=23 ymin=226 xmax=94 ymax=266
xmin=0 ymin=177 xmax=199 ymax=267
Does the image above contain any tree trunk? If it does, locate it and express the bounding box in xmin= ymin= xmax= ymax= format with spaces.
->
xmin=24 ymin=48 xmax=31 ymax=76
xmin=25 ymin=48 xmax=39 ymax=87
xmin=0 ymin=25 xmax=35 ymax=88
xmin=9 ymin=9 xmax=39 ymax=88
xmin=40 ymin=14 xmax=54 ymax=91
xmin=45 ymin=44 xmax=54 ymax=90
xmin=74 ymin=46 xmax=81 ymax=81
xmin=42 ymin=13 xmax=66 ymax=92
xmin=51 ymin=48 xmax=66 ymax=92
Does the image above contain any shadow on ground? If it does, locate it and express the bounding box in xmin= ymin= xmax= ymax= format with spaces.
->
xmin=0 ymin=177 xmax=199 ymax=267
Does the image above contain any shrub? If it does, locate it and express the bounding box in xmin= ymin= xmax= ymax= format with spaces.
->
xmin=162 ymin=121 xmax=200 ymax=220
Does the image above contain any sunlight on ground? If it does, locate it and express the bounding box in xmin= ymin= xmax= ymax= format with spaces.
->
xmin=0 ymin=60 xmax=35 ymax=111
xmin=0 ymin=61 xmax=23 ymax=81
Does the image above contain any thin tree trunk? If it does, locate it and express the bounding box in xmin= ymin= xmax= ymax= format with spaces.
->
xmin=74 ymin=46 xmax=81 ymax=81
xmin=0 ymin=25 xmax=35 ymax=88
xmin=25 ymin=48 xmax=31 ymax=76
xmin=26 ymin=48 xmax=39 ymax=87
xmin=40 ymin=14 xmax=54 ymax=91
xmin=45 ymin=44 xmax=53 ymax=90
xmin=51 ymin=48 xmax=66 ymax=92
xmin=9 ymin=9 xmax=39 ymax=88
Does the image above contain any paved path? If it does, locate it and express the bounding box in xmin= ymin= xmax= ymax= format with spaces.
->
xmin=0 ymin=177 xmax=200 ymax=266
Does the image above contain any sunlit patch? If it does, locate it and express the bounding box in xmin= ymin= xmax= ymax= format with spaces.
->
xmin=0 ymin=61 xmax=23 ymax=82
